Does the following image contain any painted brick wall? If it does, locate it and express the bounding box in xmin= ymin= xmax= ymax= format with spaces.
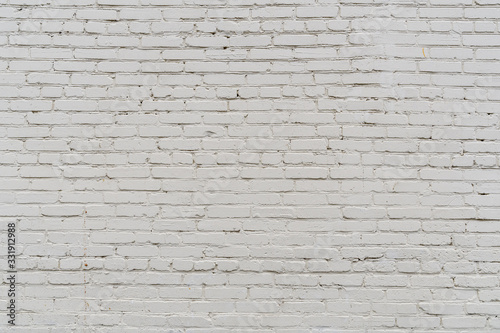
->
xmin=1 ymin=0 xmax=500 ymax=331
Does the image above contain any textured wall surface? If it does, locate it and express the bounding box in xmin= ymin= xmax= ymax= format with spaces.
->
xmin=1 ymin=0 xmax=500 ymax=331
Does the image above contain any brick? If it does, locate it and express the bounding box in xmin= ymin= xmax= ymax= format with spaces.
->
xmin=4 ymin=1 xmax=500 ymax=329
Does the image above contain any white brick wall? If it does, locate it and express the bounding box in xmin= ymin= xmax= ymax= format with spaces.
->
xmin=1 ymin=0 xmax=500 ymax=331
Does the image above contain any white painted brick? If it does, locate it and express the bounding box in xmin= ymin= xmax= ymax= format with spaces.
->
xmin=252 ymin=7 xmax=294 ymax=18
xmin=297 ymin=6 xmax=339 ymax=18
xmin=274 ymin=35 xmax=317 ymax=46
xmin=2 ymin=1 xmax=500 ymax=330
xmin=141 ymin=36 xmax=183 ymax=48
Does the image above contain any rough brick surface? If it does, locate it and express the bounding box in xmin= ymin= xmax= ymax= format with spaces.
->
xmin=1 ymin=0 xmax=500 ymax=331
